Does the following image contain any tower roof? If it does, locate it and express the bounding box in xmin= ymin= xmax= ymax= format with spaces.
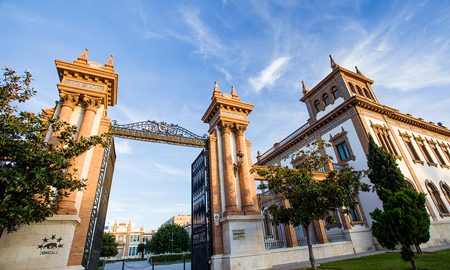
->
xmin=55 ymin=49 xmax=118 ymax=106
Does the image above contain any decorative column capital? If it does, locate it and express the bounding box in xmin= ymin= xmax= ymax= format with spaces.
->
xmin=60 ymin=92 xmax=79 ymax=109
xmin=235 ymin=125 xmax=247 ymax=135
xmin=82 ymin=96 xmax=102 ymax=112
xmin=220 ymin=121 xmax=233 ymax=134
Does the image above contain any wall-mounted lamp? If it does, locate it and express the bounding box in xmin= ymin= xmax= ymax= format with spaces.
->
xmin=233 ymin=150 xmax=244 ymax=176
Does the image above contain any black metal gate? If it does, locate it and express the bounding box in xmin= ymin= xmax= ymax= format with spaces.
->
xmin=191 ymin=147 xmax=211 ymax=270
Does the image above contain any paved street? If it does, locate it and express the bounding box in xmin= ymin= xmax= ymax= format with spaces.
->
xmin=103 ymin=261 xmax=191 ymax=270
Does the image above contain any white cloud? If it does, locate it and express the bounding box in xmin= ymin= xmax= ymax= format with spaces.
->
xmin=248 ymin=56 xmax=290 ymax=92
xmin=340 ymin=7 xmax=450 ymax=91
xmin=115 ymin=140 xmax=133 ymax=155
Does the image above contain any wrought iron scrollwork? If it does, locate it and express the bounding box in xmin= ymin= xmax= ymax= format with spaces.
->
xmin=111 ymin=120 xmax=207 ymax=148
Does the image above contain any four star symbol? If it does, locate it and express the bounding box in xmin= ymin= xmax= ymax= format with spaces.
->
xmin=38 ymin=235 xmax=63 ymax=250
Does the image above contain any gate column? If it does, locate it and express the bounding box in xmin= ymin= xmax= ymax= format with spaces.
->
xmin=202 ymin=83 xmax=264 ymax=270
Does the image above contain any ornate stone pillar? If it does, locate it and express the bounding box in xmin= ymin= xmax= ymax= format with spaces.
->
xmin=57 ymin=92 xmax=79 ymax=215
xmin=221 ymin=123 xmax=239 ymax=215
xmin=313 ymin=220 xmax=329 ymax=244
xmin=58 ymin=92 xmax=78 ymax=123
xmin=235 ymin=125 xmax=256 ymax=214
xmin=78 ymin=96 xmax=102 ymax=139
xmin=58 ymin=96 xmax=101 ymax=215
xmin=209 ymin=132 xmax=224 ymax=255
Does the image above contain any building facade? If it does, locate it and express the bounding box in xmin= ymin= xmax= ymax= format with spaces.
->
xmin=104 ymin=221 xmax=155 ymax=259
xmin=162 ymin=214 xmax=192 ymax=236
xmin=255 ymin=56 xmax=450 ymax=252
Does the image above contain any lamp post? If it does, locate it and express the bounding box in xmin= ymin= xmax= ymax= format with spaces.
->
xmin=233 ymin=150 xmax=244 ymax=176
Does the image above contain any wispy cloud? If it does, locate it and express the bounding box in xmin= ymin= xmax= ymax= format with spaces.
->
xmin=180 ymin=8 xmax=223 ymax=59
xmin=154 ymin=162 xmax=188 ymax=177
xmin=248 ymin=56 xmax=290 ymax=92
xmin=340 ymin=5 xmax=450 ymax=91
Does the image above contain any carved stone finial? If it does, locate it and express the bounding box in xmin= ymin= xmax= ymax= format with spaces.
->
xmin=329 ymin=54 xmax=337 ymax=69
xmin=231 ymin=85 xmax=238 ymax=98
xmin=302 ymin=81 xmax=309 ymax=94
xmin=105 ymin=54 xmax=114 ymax=69
xmin=355 ymin=66 xmax=364 ymax=76
xmin=214 ymin=82 xmax=221 ymax=93
xmin=78 ymin=48 xmax=89 ymax=62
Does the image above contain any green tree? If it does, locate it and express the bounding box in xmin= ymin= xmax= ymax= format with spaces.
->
xmin=367 ymin=136 xmax=407 ymax=201
xmin=149 ymin=223 xmax=189 ymax=254
xmin=253 ymin=142 xmax=369 ymax=270
xmin=101 ymin=233 xmax=118 ymax=258
xmin=367 ymin=135 xmax=430 ymax=270
xmin=137 ymin=243 xmax=146 ymax=260
xmin=0 ymin=68 xmax=108 ymax=236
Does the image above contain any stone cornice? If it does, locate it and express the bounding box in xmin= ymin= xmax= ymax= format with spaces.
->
xmin=354 ymin=98 xmax=450 ymax=137
xmin=55 ymin=60 xmax=118 ymax=106
xmin=257 ymin=96 xmax=450 ymax=165
xmin=202 ymin=95 xmax=253 ymax=122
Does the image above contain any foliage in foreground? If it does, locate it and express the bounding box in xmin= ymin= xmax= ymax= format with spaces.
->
xmin=101 ymin=233 xmax=118 ymax=258
xmin=253 ymin=141 xmax=369 ymax=270
xmin=319 ymin=248 xmax=450 ymax=270
xmin=148 ymin=223 xmax=190 ymax=254
xmin=0 ymin=67 xmax=108 ymax=235
xmin=367 ymin=136 xmax=430 ymax=270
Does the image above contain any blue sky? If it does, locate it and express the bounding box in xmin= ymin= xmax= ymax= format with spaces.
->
xmin=2 ymin=0 xmax=450 ymax=230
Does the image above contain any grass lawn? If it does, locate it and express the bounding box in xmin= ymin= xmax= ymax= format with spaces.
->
xmin=318 ymin=249 xmax=450 ymax=270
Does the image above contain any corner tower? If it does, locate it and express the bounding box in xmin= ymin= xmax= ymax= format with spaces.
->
xmin=301 ymin=55 xmax=378 ymax=123
xmin=202 ymin=83 xmax=264 ymax=268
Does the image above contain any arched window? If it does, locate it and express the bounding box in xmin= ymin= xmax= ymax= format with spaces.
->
xmin=405 ymin=178 xmax=416 ymax=190
xmin=426 ymin=180 xmax=449 ymax=214
xmin=314 ymin=100 xmax=321 ymax=112
xmin=332 ymin=87 xmax=340 ymax=100
xmin=349 ymin=83 xmax=356 ymax=94
xmin=356 ymin=85 xmax=364 ymax=96
xmin=322 ymin=93 xmax=330 ymax=106
xmin=363 ymin=88 xmax=372 ymax=100
xmin=441 ymin=182 xmax=450 ymax=204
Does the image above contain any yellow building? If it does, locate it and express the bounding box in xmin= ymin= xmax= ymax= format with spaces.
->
xmin=105 ymin=221 xmax=155 ymax=259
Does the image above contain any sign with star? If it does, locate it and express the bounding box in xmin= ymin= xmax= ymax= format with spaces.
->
xmin=37 ymin=234 xmax=64 ymax=255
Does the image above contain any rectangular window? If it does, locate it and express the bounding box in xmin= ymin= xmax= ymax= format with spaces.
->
xmin=330 ymin=129 xmax=354 ymax=163
xmin=372 ymin=125 xmax=398 ymax=157
xmin=415 ymin=138 xmax=436 ymax=166
xmin=349 ymin=208 xmax=360 ymax=222
xmin=400 ymin=133 xmax=422 ymax=163
xmin=336 ymin=142 xmax=351 ymax=161
xmin=430 ymin=142 xmax=446 ymax=166
xmin=440 ymin=144 xmax=450 ymax=163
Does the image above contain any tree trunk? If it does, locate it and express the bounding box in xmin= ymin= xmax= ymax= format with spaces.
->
xmin=303 ymin=223 xmax=317 ymax=270
xmin=410 ymin=257 xmax=417 ymax=270
xmin=415 ymin=244 xmax=422 ymax=254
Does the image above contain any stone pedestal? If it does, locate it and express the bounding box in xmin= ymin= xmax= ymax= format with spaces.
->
xmin=344 ymin=225 xmax=374 ymax=253
xmin=0 ymin=215 xmax=80 ymax=270
xmin=212 ymin=215 xmax=265 ymax=269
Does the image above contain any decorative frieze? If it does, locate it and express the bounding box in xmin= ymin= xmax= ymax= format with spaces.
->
xmin=65 ymin=79 xmax=104 ymax=91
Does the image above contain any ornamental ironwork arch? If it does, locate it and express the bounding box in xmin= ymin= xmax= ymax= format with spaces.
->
xmin=111 ymin=120 xmax=207 ymax=148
